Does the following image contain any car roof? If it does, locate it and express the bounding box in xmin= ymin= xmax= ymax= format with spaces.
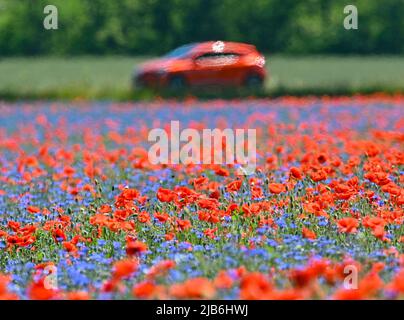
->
xmin=190 ymin=41 xmax=257 ymax=55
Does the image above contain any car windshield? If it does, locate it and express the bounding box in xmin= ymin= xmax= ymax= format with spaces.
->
xmin=164 ymin=44 xmax=197 ymax=58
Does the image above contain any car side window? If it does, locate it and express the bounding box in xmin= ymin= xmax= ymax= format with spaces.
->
xmin=195 ymin=52 xmax=240 ymax=67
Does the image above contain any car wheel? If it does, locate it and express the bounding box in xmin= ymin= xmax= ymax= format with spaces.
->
xmin=244 ymin=74 xmax=264 ymax=89
xmin=167 ymin=75 xmax=187 ymax=90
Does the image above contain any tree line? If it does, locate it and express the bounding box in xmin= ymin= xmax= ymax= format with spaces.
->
xmin=0 ymin=0 xmax=403 ymax=56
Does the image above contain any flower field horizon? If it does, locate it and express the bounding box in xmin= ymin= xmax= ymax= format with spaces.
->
xmin=0 ymin=95 xmax=403 ymax=300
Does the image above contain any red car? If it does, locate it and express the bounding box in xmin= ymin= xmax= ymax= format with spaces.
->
xmin=133 ymin=41 xmax=266 ymax=89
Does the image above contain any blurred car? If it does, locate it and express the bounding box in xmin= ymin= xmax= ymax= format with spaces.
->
xmin=132 ymin=41 xmax=266 ymax=89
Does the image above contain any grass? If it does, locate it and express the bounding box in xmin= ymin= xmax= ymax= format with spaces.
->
xmin=1 ymin=55 xmax=404 ymax=100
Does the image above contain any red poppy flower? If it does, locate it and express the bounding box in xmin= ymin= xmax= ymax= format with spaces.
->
xmin=387 ymin=269 xmax=404 ymax=293
xmin=63 ymin=166 xmax=76 ymax=176
xmin=358 ymin=272 xmax=383 ymax=297
xmin=226 ymin=180 xmax=242 ymax=192
xmin=154 ymin=212 xmax=169 ymax=223
xmin=113 ymin=259 xmax=138 ymax=279
xmin=203 ymin=227 xmax=217 ymax=239
xmin=126 ymin=240 xmax=148 ymax=256
xmin=268 ymin=183 xmax=286 ymax=194
xmin=197 ymin=198 xmax=219 ymax=210
xmin=120 ymin=188 xmax=140 ymax=201
xmin=7 ymin=234 xmax=36 ymax=247
xmin=214 ymin=271 xmax=234 ymax=289
xmin=27 ymin=278 xmax=58 ymax=300
xmin=226 ymin=203 xmax=239 ymax=215
xmin=317 ymin=153 xmax=327 ymax=164
xmin=137 ymin=211 xmax=151 ymax=223
xmin=363 ymin=216 xmax=386 ymax=229
xmin=290 ymin=167 xmax=303 ymax=180
xmin=52 ymin=228 xmax=67 ymax=242
xmin=165 ymin=232 xmax=175 ymax=241
xmin=156 ymin=188 xmax=176 ymax=203
xmin=337 ymin=217 xmax=359 ymax=234
xmin=209 ymin=189 xmax=221 ymax=199
xmin=215 ymin=167 xmax=229 ymax=176
xmin=176 ymin=219 xmax=191 ymax=231
xmin=0 ymin=274 xmax=19 ymax=300
xmin=99 ymin=204 xmax=112 ymax=214
xmin=270 ymin=289 xmax=304 ymax=300
xmin=288 ymin=268 xmax=315 ymax=288
xmin=7 ymin=221 xmax=20 ymax=232
xmin=302 ymin=227 xmax=316 ymax=240
xmin=27 ymin=206 xmax=41 ymax=214
xmin=113 ymin=209 xmax=131 ymax=221
xmin=242 ymin=203 xmax=261 ymax=216
xmin=239 ymin=272 xmax=273 ymax=300
xmin=132 ymin=281 xmax=158 ymax=299
xmin=147 ymin=260 xmax=176 ymax=279
xmin=63 ymin=241 xmax=78 ymax=253
xmin=333 ymin=288 xmax=364 ymax=300
xmin=170 ymin=278 xmax=216 ymax=299
xmin=66 ymin=291 xmax=90 ymax=300
xmin=310 ymin=169 xmax=328 ymax=182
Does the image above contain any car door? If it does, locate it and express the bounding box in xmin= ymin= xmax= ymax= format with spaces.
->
xmin=213 ymin=52 xmax=243 ymax=85
xmin=190 ymin=52 xmax=228 ymax=86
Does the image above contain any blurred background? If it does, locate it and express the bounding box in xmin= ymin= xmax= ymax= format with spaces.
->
xmin=0 ymin=0 xmax=403 ymax=99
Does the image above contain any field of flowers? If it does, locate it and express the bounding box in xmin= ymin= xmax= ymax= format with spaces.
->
xmin=0 ymin=95 xmax=403 ymax=300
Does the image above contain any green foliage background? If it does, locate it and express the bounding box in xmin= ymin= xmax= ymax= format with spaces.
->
xmin=0 ymin=0 xmax=403 ymax=56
